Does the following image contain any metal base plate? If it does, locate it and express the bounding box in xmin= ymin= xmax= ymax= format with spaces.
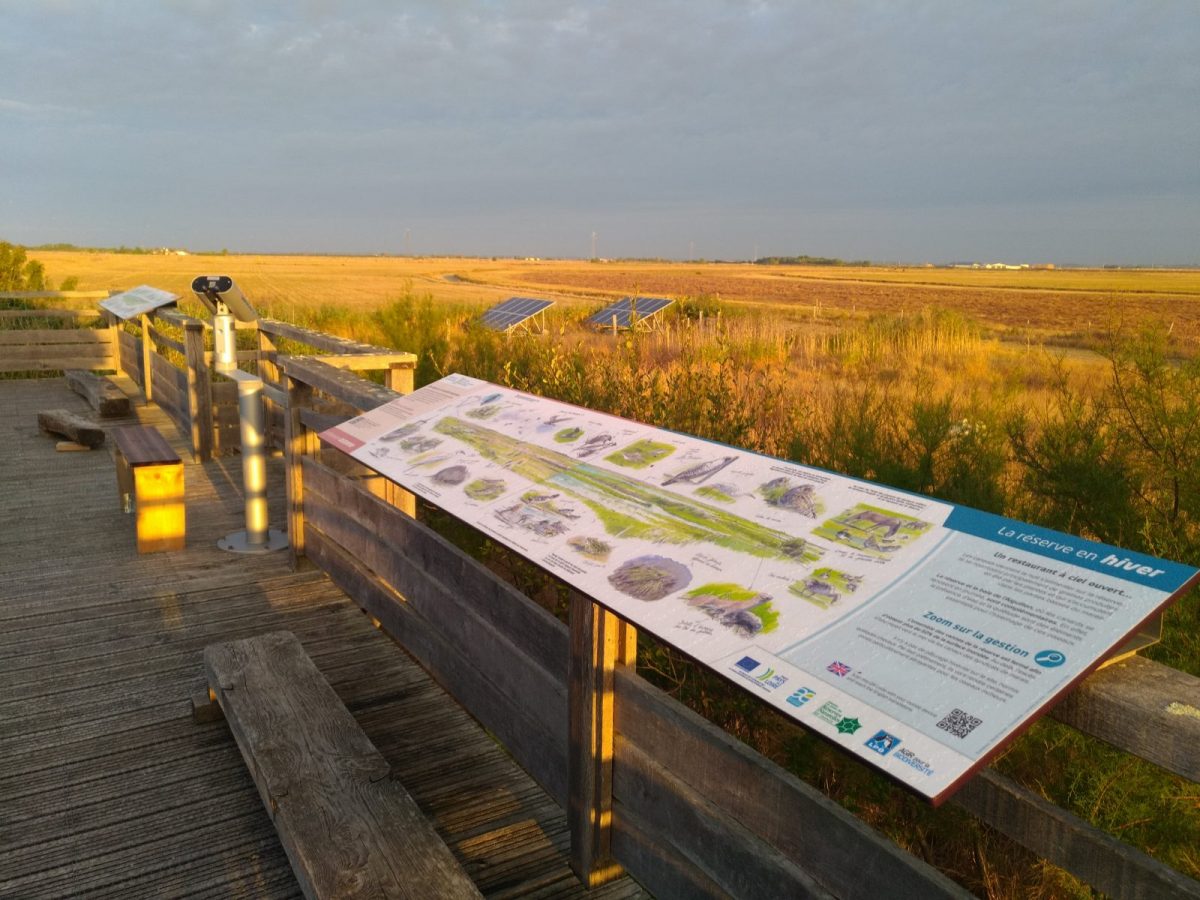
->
xmin=218 ymin=528 xmax=289 ymax=554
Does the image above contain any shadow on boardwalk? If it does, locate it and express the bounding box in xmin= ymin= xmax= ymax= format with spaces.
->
xmin=0 ymin=376 xmax=649 ymax=899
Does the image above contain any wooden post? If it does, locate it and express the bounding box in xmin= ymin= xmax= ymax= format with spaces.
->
xmin=102 ymin=310 xmax=118 ymax=372
xmin=184 ymin=321 xmax=214 ymax=462
xmin=257 ymin=326 xmax=281 ymax=450
xmin=568 ymin=590 xmax=636 ymax=887
xmin=384 ymin=363 xmax=418 ymax=518
xmin=285 ymin=377 xmax=318 ymax=569
xmin=139 ymin=314 xmax=153 ymax=401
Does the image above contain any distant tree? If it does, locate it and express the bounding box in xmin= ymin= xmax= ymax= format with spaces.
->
xmin=754 ymin=254 xmax=871 ymax=267
xmin=0 ymin=241 xmax=49 ymax=291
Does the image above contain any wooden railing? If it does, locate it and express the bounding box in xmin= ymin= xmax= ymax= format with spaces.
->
xmin=5 ymin=302 xmax=1198 ymax=896
xmin=279 ymin=354 xmax=1200 ymax=900
xmin=0 ymin=306 xmax=118 ymax=373
xmin=106 ymin=309 xmax=416 ymax=462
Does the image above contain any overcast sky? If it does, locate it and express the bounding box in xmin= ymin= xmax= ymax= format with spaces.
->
xmin=1 ymin=1 xmax=1197 ymax=264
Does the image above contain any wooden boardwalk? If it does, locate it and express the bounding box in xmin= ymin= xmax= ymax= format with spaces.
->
xmin=0 ymin=377 xmax=650 ymax=899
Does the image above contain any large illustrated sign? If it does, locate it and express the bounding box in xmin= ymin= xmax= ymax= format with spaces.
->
xmin=321 ymin=374 xmax=1198 ymax=803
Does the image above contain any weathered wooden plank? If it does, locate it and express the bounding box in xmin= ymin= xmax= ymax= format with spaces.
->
xmin=954 ymin=769 xmax=1200 ymax=899
xmin=0 ymin=328 xmax=113 ymax=345
xmin=147 ymin=324 xmax=186 ymax=356
xmin=36 ymin=408 xmax=105 ymax=447
xmin=117 ymin=329 xmax=141 ymax=382
xmin=305 ymin=525 xmax=570 ymax=806
xmin=261 ymin=318 xmax=414 ymax=360
xmin=299 ymin=490 xmax=570 ymax=734
xmin=610 ymin=805 xmax=732 ymax=900
xmin=0 ymin=622 xmax=389 ymax=749
xmin=1049 ymin=655 xmax=1200 ymax=782
xmin=0 ymin=290 xmax=110 ymax=300
xmin=0 ymin=581 xmax=350 ymax=672
xmin=0 ymin=354 xmax=115 ymax=373
xmin=302 ymin=456 xmax=569 ymax=678
xmin=205 ymin=631 xmax=483 ymax=899
xmin=64 ymin=369 xmax=131 ymax=417
xmin=3 ymin=631 xmax=408 ymax=774
xmin=614 ymin=739 xmax=834 ymax=899
xmin=299 ymin=407 xmax=347 ymax=433
xmin=286 ymin=378 xmax=319 ymax=568
xmin=568 ymin=592 xmax=635 ymax=886
xmin=184 ymin=320 xmax=213 ymax=461
xmin=152 ymin=307 xmax=208 ymax=330
xmin=613 ymin=669 xmax=970 ymax=899
xmin=0 ymin=342 xmax=113 ymax=360
xmin=0 ymin=801 xmax=283 ymax=892
xmin=280 ymin=356 xmax=398 ymax=414
xmin=312 ymin=352 xmax=420 ymax=371
xmin=381 ymin=365 xmax=419 ymax=517
xmin=149 ymin=353 xmax=182 ymax=404
xmin=0 ymin=307 xmax=103 ymax=320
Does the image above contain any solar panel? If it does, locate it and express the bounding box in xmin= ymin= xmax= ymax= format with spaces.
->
xmin=480 ymin=297 xmax=554 ymax=333
xmin=586 ymin=296 xmax=675 ymax=330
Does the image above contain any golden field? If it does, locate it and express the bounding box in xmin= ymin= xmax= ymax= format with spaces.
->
xmin=28 ymin=250 xmax=1200 ymax=349
xmin=17 ymin=248 xmax=1200 ymax=897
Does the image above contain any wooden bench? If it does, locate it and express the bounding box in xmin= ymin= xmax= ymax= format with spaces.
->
xmin=201 ymin=631 xmax=482 ymax=900
xmin=65 ymin=368 xmax=131 ymax=418
xmin=111 ymin=424 xmax=185 ymax=553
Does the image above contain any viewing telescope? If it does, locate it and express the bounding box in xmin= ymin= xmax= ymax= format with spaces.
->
xmin=192 ymin=275 xmax=258 ymax=375
xmin=190 ymin=274 xmax=286 ymax=554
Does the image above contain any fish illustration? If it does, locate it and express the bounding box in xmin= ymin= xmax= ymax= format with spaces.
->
xmin=662 ymin=456 xmax=736 ymax=486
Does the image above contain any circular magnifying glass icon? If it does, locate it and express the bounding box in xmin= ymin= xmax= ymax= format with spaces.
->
xmin=1035 ymin=650 xmax=1066 ymax=668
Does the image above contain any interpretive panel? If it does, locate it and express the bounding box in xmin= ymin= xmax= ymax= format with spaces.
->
xmin=321 ymin=374 xmax=1197 ymax=802
xmin=99 ymin=285 xmax=179 ymax=320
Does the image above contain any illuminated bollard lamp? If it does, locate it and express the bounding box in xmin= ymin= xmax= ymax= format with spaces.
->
xmin=192 ymin=275 xmax=288 ymax=553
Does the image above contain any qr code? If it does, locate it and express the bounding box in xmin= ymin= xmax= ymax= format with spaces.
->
xmin=936 ymin=708 xmax=982 ymax=739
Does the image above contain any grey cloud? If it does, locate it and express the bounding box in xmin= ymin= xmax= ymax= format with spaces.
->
xmin=0 ymin=1 xmax=1196 ymax=262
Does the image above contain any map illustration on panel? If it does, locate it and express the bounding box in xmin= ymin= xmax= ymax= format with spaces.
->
xmin=788 ymin=568 xmax=863 ymax=609
xmin=605 ymin=439 xmax=676 ymax=469
xmin=759 ymin=477 xmax=823 ymax=518
xmin=464 ymin=478 xmax=506 ymax=502
xmin=608 ymin=555 xmax=693 ymax=601
xmin=568 ymin=536 xmax=613 ymax=563
xmin=663 ymin=456 xmax=736 ymax=486
xmin=813 ymin=503 xmax=932 ymax=557
xmin=554 ymin=427 xmax=585 ymax=443
xmin=685 ymin=583 xmax=778 ymax=636
xmin=432 ymin=416 xmax=820 ymax=562
xmin=575 ymin=433 xmax=617 ymax=458
xmin=695 ymin=483 xmax=738 ymax=503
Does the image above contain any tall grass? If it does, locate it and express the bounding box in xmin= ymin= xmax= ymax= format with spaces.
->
xmin=278 ymin=290 xmax=1197 ymax=897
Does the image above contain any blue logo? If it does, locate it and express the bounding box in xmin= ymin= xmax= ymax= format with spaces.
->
xmin=786 ymin=687 xmax=815 ymax=708
xmin=865 ymin=730 xmax=902 ymax=756
xmin=1034 ymin=650 xmax=1066 ymax=668
xmin=734 ymin=656 xmax=760 ymax=673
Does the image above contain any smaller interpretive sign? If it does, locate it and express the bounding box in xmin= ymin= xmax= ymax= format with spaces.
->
xmin=99 ymin=285 xmax=179 ymax=320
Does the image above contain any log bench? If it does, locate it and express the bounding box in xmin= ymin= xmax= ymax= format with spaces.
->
xmin=65 ymin=368 xmax=131 ymax=417
xmin=201 ymin=631 xmax=482 ymax=900
xmin=111 ymin=424 xmax=185 ymax=553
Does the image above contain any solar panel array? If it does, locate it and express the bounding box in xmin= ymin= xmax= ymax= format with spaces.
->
xmin=585 ymin=296 xmax=675 ymax=329
xmin=480 ymin=297 xmax=554 ymax=332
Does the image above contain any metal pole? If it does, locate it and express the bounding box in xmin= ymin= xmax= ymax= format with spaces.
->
xmin=218 ymin=370 xmax=288 ymax=553
xmin=239 ymin=375 xmax=268 ymax=547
